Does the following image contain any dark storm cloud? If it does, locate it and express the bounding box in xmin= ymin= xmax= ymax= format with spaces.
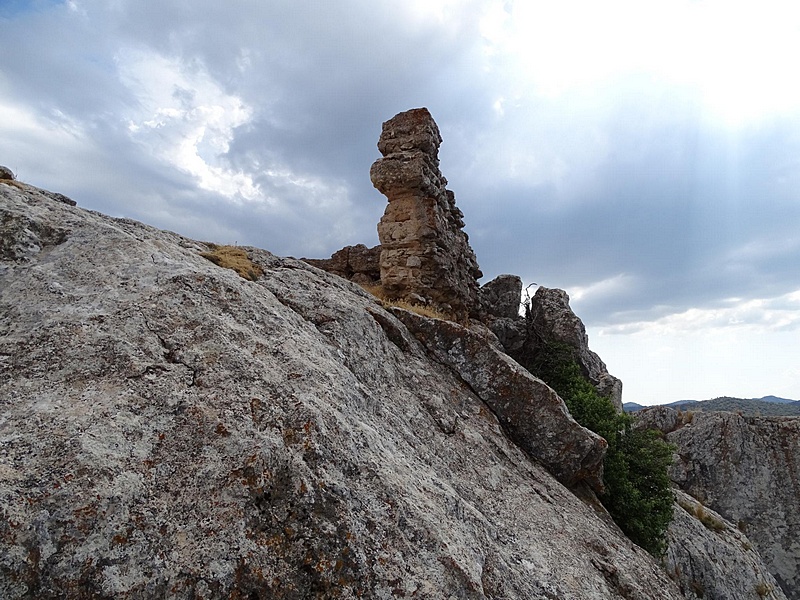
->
xmin=41 ymin=0 xmax=495 ymax=256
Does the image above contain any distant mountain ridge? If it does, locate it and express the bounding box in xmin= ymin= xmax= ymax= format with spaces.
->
xmin=624 ymin=395 xmax=800 ymax=416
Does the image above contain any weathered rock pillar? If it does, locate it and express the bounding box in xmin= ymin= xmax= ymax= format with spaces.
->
xmin=369 ymin=108 xmax=482 ymax=318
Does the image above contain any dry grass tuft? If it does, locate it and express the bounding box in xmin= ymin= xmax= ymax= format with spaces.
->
xmin=677 ymin=495 xmax=727 ymax=533
xmin=755 ymin=581 xmax=774 ymax=598
xmin=360 ymin=283 xmax=390 ymax=302
xmin=388 ymin=299 xmax=452 ymax=321
xmin=200 ymin=244 xmax=263 ymax=281
xmin=694 ymin=503 xmax=726 ymax=532
xmin=359 ymin=283 xmax=453 ymax=321
xmin=0 ymin=179 xmax=27 ymax=191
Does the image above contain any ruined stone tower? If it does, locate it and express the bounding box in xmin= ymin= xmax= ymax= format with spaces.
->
xmin=369 ymin=108 xmax=482 ymax=318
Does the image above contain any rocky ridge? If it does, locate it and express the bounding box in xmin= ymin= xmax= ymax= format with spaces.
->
xmin=0 ymin=179 xmax=683 ymax=598
xmin=313 ymin=108 xmax=623 ymax=411
xmin=508 ymin=285 xmax=624 ymax=411
xmin=665 ymin=489 xmax=786 ymax=599
xmin=3 ymin=100 xmax=796 ymax=600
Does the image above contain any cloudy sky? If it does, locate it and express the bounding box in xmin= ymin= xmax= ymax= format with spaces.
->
xmin=2 ymin=0 xmax=799 ymax=405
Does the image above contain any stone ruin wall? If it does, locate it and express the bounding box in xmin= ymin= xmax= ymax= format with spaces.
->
xmin=369 ymin=108 xmax=482 ymax=318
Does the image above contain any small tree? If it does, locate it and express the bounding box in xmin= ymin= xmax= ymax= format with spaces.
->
xmin=527 ymin=341 xmax=674 ymax=556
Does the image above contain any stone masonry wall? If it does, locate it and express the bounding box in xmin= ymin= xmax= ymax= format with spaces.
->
xmin=370 ymin=108 xmax=482 ymax=318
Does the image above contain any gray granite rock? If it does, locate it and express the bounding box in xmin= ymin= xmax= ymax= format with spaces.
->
xmin=665 ymin=490 xmax=786 ymax=600
xmin=0 ymin=182 xmax=684 ymax=599
xmin=640 ymin=407 xmax=800 ymax=599
xmin=512 ymin=286 xmax=624 ymax=411
xmin=390 ymin=307 xmax=607 ymax=492
xmin=480 ymin=274 xmax=522 ymax=319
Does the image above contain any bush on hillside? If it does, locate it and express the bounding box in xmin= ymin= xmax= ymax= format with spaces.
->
xmin=528 ymin=341 xmax=675 ymax=556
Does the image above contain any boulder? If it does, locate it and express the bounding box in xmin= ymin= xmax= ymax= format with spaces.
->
xmin=303 ymin=243 xmax=381 ymax=285
xmin=0 ymin=165 xmax=15 ymax=180
xmin=480 ymin=274 xmax=522 ymax=319
xmin=634 ymin=406 xmax=685 ymax=434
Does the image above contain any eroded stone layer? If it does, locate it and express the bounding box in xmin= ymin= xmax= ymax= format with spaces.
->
xmin=370 ymin=108 xmax=482 ymax=317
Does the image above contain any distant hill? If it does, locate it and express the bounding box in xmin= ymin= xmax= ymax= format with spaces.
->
xmin=626 ymin=396 xmax=800 ymax=416
xmin=759 ymin=395 xmax=796 ymax=404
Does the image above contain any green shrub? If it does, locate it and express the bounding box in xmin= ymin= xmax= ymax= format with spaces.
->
xmin=527 ymin=341 xmax=675 ymax=556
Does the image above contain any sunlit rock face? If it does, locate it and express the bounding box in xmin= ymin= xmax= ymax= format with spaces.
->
xmin=1 ymin=182 xmax=688 ymax=599
xmin=370 ymin=107 xmax=482 ymax=319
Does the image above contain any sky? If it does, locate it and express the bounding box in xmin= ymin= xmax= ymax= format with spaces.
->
xmin=1 ymin=0 xmax=798 ymax=405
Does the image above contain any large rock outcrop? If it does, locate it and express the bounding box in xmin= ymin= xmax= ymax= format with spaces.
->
xmin=505 ymin=286 xmax=623 ymax=411
xmin=370 ymin=108 xmax=483 ymax=318
xmin=1 ymin=181 xmax=688 ymax=598
xmin=390 ymin=308 xmax=607 ymax=492
xmin=639 ymin=407 xmax=800 ymax=599
xmin=665 ymin=490 xmax=786 ymax=599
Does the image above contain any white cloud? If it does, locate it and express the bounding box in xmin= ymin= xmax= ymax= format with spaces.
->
xmin=569 ymin=273 xmax=635 ymax=304
xmin=479 ymin=0 xmax=800 ymax=125
xmin=116 ymin=48 xmax=259 ymax=201
xmin=591 ymin=322 xmax=800 ymax=405
xmin=598 ymin=289 xmax=800 ymax=336
xmin=0 ymin=99 xmax=96 ymax=185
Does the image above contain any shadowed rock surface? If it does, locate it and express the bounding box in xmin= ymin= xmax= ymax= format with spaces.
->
xmin=480 ymin=273 xmax=523 ymax=319
xmin=370 ymin=108 xmax=482 ymax=318
xmin=1 ymin=182 xmax=687 ymax=598
xmin=508 ymin=286 xmax=624 ymax=411
xmin=639 ymin=407 xmax=800 ymax=599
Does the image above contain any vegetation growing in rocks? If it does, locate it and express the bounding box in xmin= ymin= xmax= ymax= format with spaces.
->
xmin=676 ymin=494 xmax=727 ymax=532
xmin=199 ymin=244 xmax=263 ymax=281
xmin=756 ymin=581 xmax=775 ymax=597
xmin=361 ymin=283 xmax=455 ymax=321
xmin=0 ymin=179 xmax=28 ymax=191
xmin=527 ymin=341 xmax=675 ymax=556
